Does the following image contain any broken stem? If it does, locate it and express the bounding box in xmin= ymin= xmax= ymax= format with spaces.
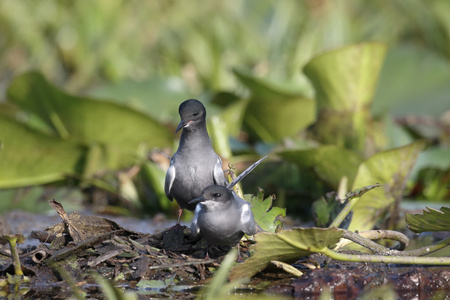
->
xmin=338 ymin=230 xmax=409 ymax=253
xmin=0 ymin=234 xmax=26 ymax=276
xmin=399 ymin=237 xmax=450 ymax=257
xmin=329 ymin=196 xmax=361 ymax=228
xmin=340 ymin=231 xmax=449 ymax=257
xmin=329 ymin=184 xmax=381 ymax=228
xmin=322 ymin=247 xmax=450 ymax=265
xmin=8 ymin=238 xmax=23 ymax=276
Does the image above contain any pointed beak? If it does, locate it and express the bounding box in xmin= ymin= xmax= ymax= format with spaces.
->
xmin=188 ymin=196 xmax=206 ymax=205
xmin=175 ymin=119 xmax=191 ymax=133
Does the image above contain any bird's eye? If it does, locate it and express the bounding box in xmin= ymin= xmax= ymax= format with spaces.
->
xmin=213 ymin=193 xmax=221 ymax=197
xmin=193 ymin=112 xmax=199 ymax=116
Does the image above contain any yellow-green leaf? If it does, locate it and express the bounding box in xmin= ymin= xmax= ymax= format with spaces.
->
xmin=234 ymin=69 xmax=315 ymax=142
xmin=229 ymin=227 xmax=343 ymax=280
xmin=278 ymin=145 xmax=363 ymax=188
xmin=349 ymin=141 xmax=426 ymax=231
xmin=0 ymin=117 xmax=83 ymax=188
xmin=406 ymin=206 xmax=450 ymax=233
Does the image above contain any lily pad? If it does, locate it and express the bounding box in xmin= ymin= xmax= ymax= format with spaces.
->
xmin=245 ymin=189 xmax=286 ymax=233
xmin=406 ymin=206 xmax=450 ymax=233
xmin=7 ymin=72 xmax=172 ymax=169
xmin=0 ymin=116 xmax=83 ymax=188
xmin=229 ymin=227 xmax=343 ymax=280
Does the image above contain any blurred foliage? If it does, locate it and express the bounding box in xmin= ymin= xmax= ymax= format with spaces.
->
xmin=0 ymin=0 xmax=449 ymax=226
xmin=278 ymin=145 xmax=363 ymax=187
xmin=1 ymin=0 xmax=449 ymax=94
xmin=234 ymin=69 xmax=316 ymax=143
xmin=1 ymin=72 xmax=171 ymax=189
xmin=304 ymin=42 xmax=387 ymax=154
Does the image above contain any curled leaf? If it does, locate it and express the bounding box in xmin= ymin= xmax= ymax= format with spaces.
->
xmin=271 ymin=260 xmax=303 ymax=277
xmin=406 ymin=206 xmax=450 ymax=233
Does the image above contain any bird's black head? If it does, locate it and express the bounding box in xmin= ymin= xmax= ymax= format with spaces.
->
xmin=189 ymin=185 xmax=232 ymax=205
xmin=176 ymin=99 xmax=206 ymax=133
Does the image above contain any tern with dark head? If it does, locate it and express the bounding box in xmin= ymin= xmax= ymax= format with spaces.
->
xmin=165 ymin=99 xmax=228 ymax=222
xmin=189 ymin=185 xmax=260 ymax=257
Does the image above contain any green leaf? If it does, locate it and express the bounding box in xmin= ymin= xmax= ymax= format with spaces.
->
xmin=312 ymin=194 xmax=337 ymax=228
xmin=277 ymin=145 xmax=363 ymax=188
xmin=372 ymin=45 xmax=450 ymax=118
xmin=406 ymin=206 xmax=450 ymax=233
xmin=0 ymin=186 xmax=84 ymax=213
xmin=88 ymin=77 xmax=189 ymax=124
xmin=304 ymin=42 xmax=387 ymax=111
xmin=229 ymin=227 xmax=343 ymax=280
xmin=234 ymin=69 xmax=315 ymax=142
xmin=304 ymin=42 xmax=387 ymax=152
xmin=140 ymin=161 xmax=175 ymax=211
xmin=0 ymin=116 xmax=83 ymax=188
xmin=208 ymin=114 xmax=233 ymax=159
xmin=411 ymin=147 xmax=450 ymax=178
xmin=349 ymin=141 xmax=426 ymax=231
xmin=214 ymin=97 xmax=250 ymax=138
xmin=7 ymin=72 xmax=172 ymax=169
xmin=245 ymin=189 xmax=286 ymax=233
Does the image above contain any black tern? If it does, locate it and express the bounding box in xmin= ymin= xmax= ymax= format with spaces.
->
xmin=165 ymin=99 xmax=228 ymax=222
xmin=189 ymin=185 xmax=259 ymax=257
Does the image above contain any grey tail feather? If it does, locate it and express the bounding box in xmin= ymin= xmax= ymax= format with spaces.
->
xmin=227 ymin=155 xmax=268 ymax=190
xmin=156 ymin=149 xmax=171 ymax=160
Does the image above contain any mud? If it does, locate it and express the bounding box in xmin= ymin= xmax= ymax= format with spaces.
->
xmin=0 ymin=208 xmax=449 ymax=299
xmin=264 ymin=253 xmax=449 ymax=299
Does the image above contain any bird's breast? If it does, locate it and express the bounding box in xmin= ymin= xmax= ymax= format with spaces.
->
xmin=197 ymin=207 xmax=244 ymax=244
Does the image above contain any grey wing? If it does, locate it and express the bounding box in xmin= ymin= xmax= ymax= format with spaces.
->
xmin=235 ymin=192 xmax=257 ymax=235
xmin=190 ymin=204 xmax=202 ymax=234
xmin=240 ymin=203 xmax=257 ymax=235
xmin=164 ymin=159 xmax=176 ymax=200
xmin=213 ymin=155 xmax=227 ymax=186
